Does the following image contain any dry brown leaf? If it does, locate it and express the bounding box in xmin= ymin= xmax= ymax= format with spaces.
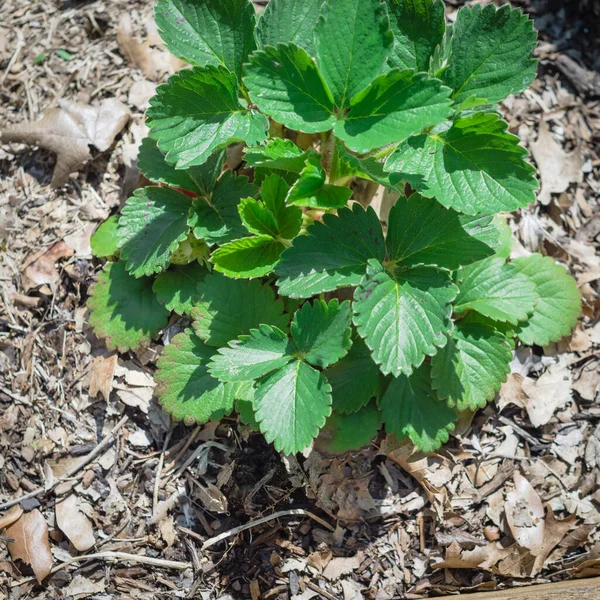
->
xmin=496 ymin=373 xmax=527 ymax=411
xmin=128 ymin=79 xmax=157 ymax=110
xmin=521 ymin=361 xmax=572 ymax=427
xmin=434 ymin=540 xmax=512 ymax=571
xmin=530 ymin=120 xmax=584 ymax=205
xmin=117 ymin=14 xmax=185 ymax=81
xmin=21 ymin=241 xmax=73 ymax=292
xmin=573 ymin=360 xmax=600 ymax=402
xmin=306 ymin=546 xmax=333 ymax=573
xmin=194 ymin=481 xmax=228 ymax=514
xmin=1 ymin=98 xmax=130 ymax=187
xmin=89 ymin=354 xmax=118 ymax=400
xmin=0 ymin=505 xmax=23 ymax=530
xmin=530 ymin=509 xmax=577 ymax=576
xmin=65 ymin=575 xmax=105 ymax=599
xmin=505 ymin=473 xmax=545 ymax=555
xmin=55 ymin=494 xmax=96 ymax=551
xmin=322 ymin=554 xmax=362 ymax=581
xmin=6 ymin=509 xmax=53 ymax=582
xmin=159 ymin=515 xmax=177 ymax=548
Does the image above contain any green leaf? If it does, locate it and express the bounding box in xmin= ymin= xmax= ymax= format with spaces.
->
xmin=244 ymin=138 xmax=314 ymax=176
xmin=335 ymin=141 xmax=401 ymax=190
xmin=286 ymin=154 xmax=353 ymax=209
xmin=118 ymin=187 xmax=192 ymax=278
xmin=324 ymin=337 xmax=380 ymax=413
xmin=189 ymin=171 xmax=257 ymax=245
xmin=314 ymin=0 xmax=393 ymax=110
xmin=261 ymin=175 xmax=303 ymax=239
xmin=335 ymin=70 xmax=452 ymax=153
xmin=236 ymin=398 xmax=259 ymax=428
xmin=88 ymin=261 xmax=169 ymax=353
xmin=386 ymin=193 xmax=498 ymax=270
xmin=256 ymin=0 xmax=324 ymax=56
xmin=212 ymin=235 xmax=285 ymax=278
xmin=91 ymin=215 xmax=119 ymax=258
xmin=512 ymin=253 xmax=581 ymax=346
xmin=244 ymin=43 xmax=336 ymax=134
xmin=493 ymin=215 xmax=513 ymax=259
xmin=379 ymin=363 xmax=456 ymax=452
xmin=276 ymin=204 xmax=385 ymax=298
xmin=155 ymin=330 xmax=236 ymax=424
xmin=453 ymin=257 xmax=538 ymax=325
xmin=138 ymin=138 xmax=225 ymax=196
xmin=385 ymin=113 xmax=537 ymax=215
xmin=291 ymin=299 xmax=352 ymax=368
xmin=353 ymin=260 xmax=457 ymax=376
xmin=442 ymin=4 xmax=537 ymax=105
xmin=148 ymin=66 xmax=269 ymax=169
xmin=386 ymin=0 xmax=445 ymax=72
xmin=254 ymin=360 xmax=332 ymax=454
xmin=155 ymin=0 xmax=256 ymax=79
xmin=431 ymin=321 xmax=512 ymax=411
xmin=315 ymin=403 xmax=381 ymax=454
xmin=239 ymin=197 xmax=279 ymax=236
xmin=209 ymin=324 xmax=293 ymax=382
xmin=152 ymin=262 xmax=208 ymax=315
xmin=191 ymin=273 xmax=288 ymax=346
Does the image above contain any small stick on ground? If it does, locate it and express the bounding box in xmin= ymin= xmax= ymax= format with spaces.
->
xmin=201 ymin=508 xmax=335 ymax=551
xmin=0 ymin=416 xmax=129 ymax=511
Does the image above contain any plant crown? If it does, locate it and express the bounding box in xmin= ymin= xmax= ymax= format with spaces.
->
xmin=88 ymin=0 xmax=581 ymax=455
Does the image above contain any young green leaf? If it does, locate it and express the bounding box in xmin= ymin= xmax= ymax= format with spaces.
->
xmin=386 ymin=194 xmax=499 ymax=270
xmin=209 ymin=324 xmax=294 ymax=382
xmin=189 ymin=171 xmax=257 ymax=245
xmin=91 ymin=215 xmax=119 ymax=258
xmin=353 ymin=260 xmax=457 ymax=376
xmin=244 ymin=43 xmax=336 ymax=134
xmin=244 ymin=138 xmax=315 ymax=176
xmin=442 ymin=4 xmax=537 ymax=105
xmin=379 ymin=363 xmax=456 ymax=452
xmin=152 ymin=262 xmax=208 ymax=315
xmin=335 ymin=70 xmax=452 ymax=153
xmin=147 ymin=66 xmax=269 ymax=169
xmin=512 ymin=253 xmax=581 ymax=346
xmin=324 ymin=337 xmax=380 ymax=414
xmin=138 ymin=138 xmax=225 ymax=196
xmin=88 ymin=261 xmax=169 ymax=353
xmin=236 ymin=398 xmax=259 ymax=428
xmin=261 ymin=175 xmax=303 ymax=239
xmin=211 ymin=235 xmax=285 ymax=279
xmin=256 ymin=0 xmax=324 ymax=56
xmin=314 ymin=0 xmax=393 ymax=110
xmin=191 ymin=273 xmax=288 ymax=346
xmin=315 ymin=403 xmax=381 ymax=454
xmin=155 ymin=0 xmax=256 ymax=79
xmin=155 ymin=330 xmax=236 ymax=424
xmin=287 ymin=154 xmax=353 ymax=208
xmin=239 ymin=197 xmax=279 ymax=237
xmin=493 ymin=216 xmax=513 ymax=259
xmin=291 ymin=299 xmax=352 ymax=368
xmin=431 ymin=320 xmax=513 ymax=411
xmin=385 ymin=113 xmax=538 ymax=215
xmin=118 ymin=187 xmax=192 ymax=278
xmin=254 ymin=360 xmax=332 ymax=454
xmin=276 ymin=204 xmax=385 ymax=298
xmin=453 ymin=257 xmax=538 ymax=325
xmin=386 ymin=0 xmax=445 ymax=72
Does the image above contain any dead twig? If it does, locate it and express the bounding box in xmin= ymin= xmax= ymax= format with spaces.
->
xmin=201 ymin=509 xmax=335 ymax=551
xmin=0 ymin=416 xmax=128 ymax=511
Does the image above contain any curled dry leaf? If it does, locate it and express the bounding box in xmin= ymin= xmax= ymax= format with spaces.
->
xmin=55 ymin=494 xmax=96 ymax=552
xmin=5 ymin=509 xmax=53 ymax=582
xmin=530 ymin=120 xmax=583 ymax=205
xmin=117 ymin=14 xmax=185 ymax=81
xmin=21 ymin=241 xmax=73 ymax=292
xmin=505 ymin=473 xmax=545 ymax=556
xmin=89 ymin=354 xmax=119 ymax=400
xmin=521 ymin=360 xmax=572 ymax=427
xmin=0 ymin=505 xmax=23 ymax=530
xmin=434 ymin=540 xmax=513 ymax=571
xmin=0 ymin=98 xmax=130 ymax=187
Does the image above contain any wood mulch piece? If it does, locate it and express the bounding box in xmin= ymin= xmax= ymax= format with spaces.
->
xmin=1 ymin=0 xmax=599 ymax=598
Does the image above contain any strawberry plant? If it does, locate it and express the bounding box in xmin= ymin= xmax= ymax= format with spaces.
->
xmin=89 ymin=0 xmax=581 ymax=455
